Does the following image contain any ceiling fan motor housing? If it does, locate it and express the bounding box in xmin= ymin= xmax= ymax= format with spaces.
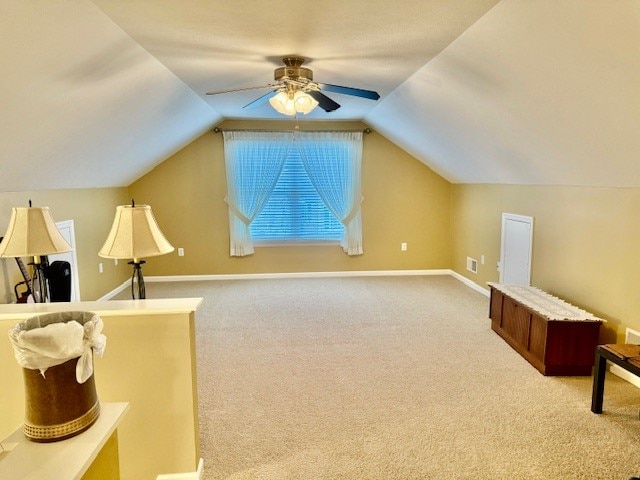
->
xmin=274 ymin=66 xmax=313 ymax=82
xmin=274 ymin=56 xmax=313 ymax=82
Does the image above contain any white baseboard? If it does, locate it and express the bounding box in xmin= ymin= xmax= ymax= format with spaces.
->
xmin=449 ymin=271 xmax=490 ymax=297
xmin=610 ymin=366 xmax=640 ymax=389
xmin=156 ymin=458 xmax=204 ymax=480
xmin=96 ymin=280 xmax=130 ymax=301
xmin=144 ymin=269 xmax=452 ymax=283
xmin=99 ymin=269 xmax=487 ymax=300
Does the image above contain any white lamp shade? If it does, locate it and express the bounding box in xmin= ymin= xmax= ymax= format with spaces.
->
xmin=0 ymin=207 xmax=72 ymax=257
xmin=99 ymin=204 xmax=174 ymax=260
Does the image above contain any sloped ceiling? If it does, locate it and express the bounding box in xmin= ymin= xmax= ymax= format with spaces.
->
xmin=0 ymin=0 xmax=221 ymax=192
xmin=366 ymin=0 xmax=640 ymax=186
xmin=2 ymin=0 xmax=639 ymax=192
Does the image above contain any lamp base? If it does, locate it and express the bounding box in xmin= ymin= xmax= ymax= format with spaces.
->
xmin=31 ymin=260 xmax=48 ymax=303
xmin=128 ymin=260 xmax=146 ymax=299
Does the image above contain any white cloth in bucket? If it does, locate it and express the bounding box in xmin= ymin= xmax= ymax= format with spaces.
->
xmin=8 ymin=312 xmax=107 ymax=383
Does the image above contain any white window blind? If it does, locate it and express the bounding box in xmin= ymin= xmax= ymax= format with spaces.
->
xmin=250 ymin=148 xmax=344 ymax=242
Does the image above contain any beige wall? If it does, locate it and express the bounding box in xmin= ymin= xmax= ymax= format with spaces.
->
xmin=7 ymin=137 xmax=635 ymax=348
xmin=0 ymin=188 xmax=131 ymax=302
xmin=451 ymin=184 xmax=640 ymax=342
xmin=129 ymin=120 xmax=452 ymax=275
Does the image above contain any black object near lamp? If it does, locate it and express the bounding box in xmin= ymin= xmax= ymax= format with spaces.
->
xmin=99 ymin=201 xmax=174 ymax=299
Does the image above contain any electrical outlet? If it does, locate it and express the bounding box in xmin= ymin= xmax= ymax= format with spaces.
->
xmin=481 ymin=255 xmax=485 ymax=265
xmin=114 ymin=259 xmax=118 ymax=266
xmin=177 ymin=248 xmax=185 ymax=257
xmin=401 ymin=242 xmax=407 ymax=251
xmin=98 ymin=262 xmax=104 ymax=273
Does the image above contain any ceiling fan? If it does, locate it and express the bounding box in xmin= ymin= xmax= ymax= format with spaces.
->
xmin=205 ymin=56 xmax=380 ymax=115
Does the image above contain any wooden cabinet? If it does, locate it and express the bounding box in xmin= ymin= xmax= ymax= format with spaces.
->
xmin=489 ymin=284 xmax=602 ymax=376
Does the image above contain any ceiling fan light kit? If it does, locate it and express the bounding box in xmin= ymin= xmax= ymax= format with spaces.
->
xmin=269 ymin=89 xmax=319 ymax=116
xmin=206 ymin=56 xmax=380 ymax=117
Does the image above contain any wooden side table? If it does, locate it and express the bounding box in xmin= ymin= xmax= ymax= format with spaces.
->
xmin=591 ymin=344 xmax=640 ymax=414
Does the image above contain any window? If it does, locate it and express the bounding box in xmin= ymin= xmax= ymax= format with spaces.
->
xmin=223 ymin=130 xmax=363 ymax=257
xmin=250 ymin=148 xmax=344 ymax=242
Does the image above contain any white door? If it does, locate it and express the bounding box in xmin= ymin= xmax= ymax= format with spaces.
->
xmin=48 ymin=220 xmax=81 ymax=301
xmin=499 ymin=213 xmax=533 ymax=285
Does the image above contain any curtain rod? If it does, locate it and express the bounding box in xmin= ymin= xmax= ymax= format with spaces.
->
xmin=212 ymin=127 xmax=372 ymax=134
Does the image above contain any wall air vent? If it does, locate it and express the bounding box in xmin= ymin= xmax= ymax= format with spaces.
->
xmin=466 ymin=256 xmax=478 ymax=274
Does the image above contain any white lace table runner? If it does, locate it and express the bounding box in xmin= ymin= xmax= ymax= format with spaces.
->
xmin=488 ymin=283 xmax=603 ymax=322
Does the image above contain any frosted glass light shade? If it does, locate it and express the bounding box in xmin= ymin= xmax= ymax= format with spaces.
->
xmin=269 ymin=90 xmax=318 ymax=116
xmin=294 ymin=91 xmax=318 ymax=114
xmin=99 ymin=204 xmax=174 ymax=260
xmin=269 ymin=91 xmax=294 ymax=115
xmin=0 ymin=207 xmax=72 ymax=257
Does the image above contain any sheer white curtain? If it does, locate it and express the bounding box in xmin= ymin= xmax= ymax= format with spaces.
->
xmin=295 ymin=131 xmax=364 ymax=255
xmin=223 ymin=131 xmax=292 ymax=256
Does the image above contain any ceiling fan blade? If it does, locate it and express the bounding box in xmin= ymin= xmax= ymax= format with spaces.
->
xmin=307 ymin=90 xmax=340 ymax=112
xmin=243 ymin=90 xmax=278 ymax=110
xmin=206 ymin=84 xmax=277 ymax=96
xmin=317 ymin=83 xmax=380 ymax=101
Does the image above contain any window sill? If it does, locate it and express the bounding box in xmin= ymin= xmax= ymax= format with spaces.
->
xmin=253 ymin=240 xmax=341 ymax=248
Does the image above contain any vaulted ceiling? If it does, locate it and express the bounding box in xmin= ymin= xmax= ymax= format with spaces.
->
xmin=2 ymin=0 xmax=639 ymax=192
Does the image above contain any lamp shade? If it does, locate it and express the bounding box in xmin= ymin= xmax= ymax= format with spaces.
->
xmin=99 ymin=204 xmax=174 ymax=260
xmin=0 ymin=207 xmax=72 ymax=257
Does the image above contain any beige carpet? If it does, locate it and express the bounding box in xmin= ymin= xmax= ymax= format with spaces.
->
xmin=141 ymin=275 xmax=640 ymax=479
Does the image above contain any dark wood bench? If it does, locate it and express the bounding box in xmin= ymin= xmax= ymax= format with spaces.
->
xmin=591 ymin=344 xmax=640 ymax=413
xmin=489 ymin=284 xmax=602 ymax=375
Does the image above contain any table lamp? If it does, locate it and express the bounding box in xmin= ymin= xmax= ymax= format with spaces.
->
xmin=99 ymin=201 xmax=174 ymax=299
xmin=0 ymin=203 xmax=72 ymax=303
